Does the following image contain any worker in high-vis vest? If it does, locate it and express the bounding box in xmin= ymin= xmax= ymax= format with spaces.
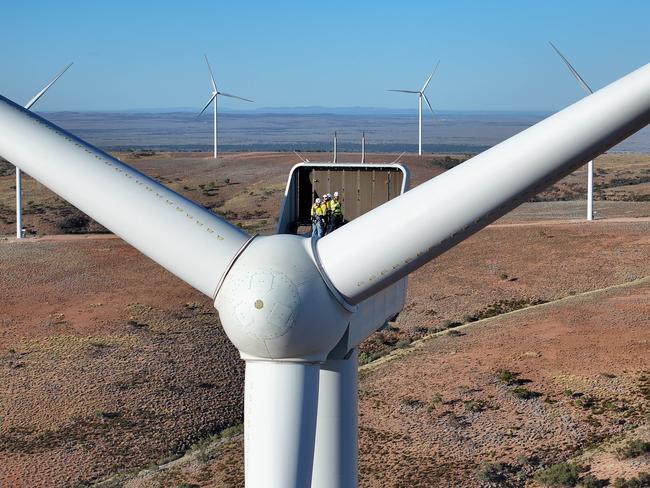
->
xmin=328 ymin=191 xmax=344 ymax=232
xmin=311 ymin=197 xmax=325 ymax=238
xmin=320 ymin=194 xmax=331 ymax=234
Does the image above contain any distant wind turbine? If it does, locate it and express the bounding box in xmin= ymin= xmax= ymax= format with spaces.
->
xmin=389 ymin=61 xmax=439 ymax=155
xmin=16 ymin=62 xmax=72 ymax=239
xmin=549 ymin=41 xmax=595 ymax=221
xmin=199 ymin=55 xmax=254 ymax=160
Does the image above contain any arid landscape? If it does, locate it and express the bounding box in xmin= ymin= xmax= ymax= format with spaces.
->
xmin=1 ymin=151 xmax=649 ymax=487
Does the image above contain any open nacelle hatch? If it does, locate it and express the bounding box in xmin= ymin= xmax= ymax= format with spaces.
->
xmin=277 ymin=162 xmax=410 ymax=236
xmin=277 ymin=162 xmax=411 ymax=354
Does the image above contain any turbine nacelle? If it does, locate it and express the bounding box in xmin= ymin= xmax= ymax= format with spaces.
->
xmin=215 ymin=234 xmax=351 ymax=362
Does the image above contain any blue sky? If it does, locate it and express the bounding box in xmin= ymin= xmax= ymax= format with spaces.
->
xmin=2 ymin=0 xmax=649 ymax=111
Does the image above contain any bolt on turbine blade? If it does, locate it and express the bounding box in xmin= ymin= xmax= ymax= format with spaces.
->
xmin=318 ymin=62 xmax=650 ymax=304
xmin=0 ymin=95 xmax=250 ymax=297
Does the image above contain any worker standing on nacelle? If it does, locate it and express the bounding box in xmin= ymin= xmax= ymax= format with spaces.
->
xmin=329 ymin=191 xmax=343 ymax=233
xmin=311 ymin=198 xmax=325 ymax=239
xmin=320 ymin=194 xmax=331 ymax=234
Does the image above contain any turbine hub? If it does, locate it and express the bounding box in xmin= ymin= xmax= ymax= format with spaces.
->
xmin=214 ymin=234 xmax=351 ymax=361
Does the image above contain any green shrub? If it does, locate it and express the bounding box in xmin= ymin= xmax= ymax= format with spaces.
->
xmin=220 ymin=424 xmax=243 ymax=439
xmin=58 ymin=214 xmax=90 ymax=234
xmin=476 ymin=462 xmax=508 ymax=483
xmin=395 ymin=339 xmax=411 ymax=349
xmin=613 ymin=472 xmax=650 ymax=488
xmin=617 ymin=439 xmax=650 ymax=459
xmin=462 ymin=313 xmax=477 ymax=323
xmin=464 ymin=399 xmax=488 ymax=412
xmin=511 ymin=387 xmax=540 ymax=400
xmin=426 ymin=393 xmax=444 ymax=412
xmin=498 ymin=369 xmax=518 ymax=384
xmin=580 ymin=474 xmax=608 ymax=488
xmin=534 ymin=462 xmax=580 ymax=487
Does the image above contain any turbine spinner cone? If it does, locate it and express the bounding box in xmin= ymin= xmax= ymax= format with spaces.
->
xmin=214 ymin=234 xmax=351 ymax=361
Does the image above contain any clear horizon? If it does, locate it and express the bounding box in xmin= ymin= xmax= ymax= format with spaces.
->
xmin=36 ymin=106 xmax=556 ymax=114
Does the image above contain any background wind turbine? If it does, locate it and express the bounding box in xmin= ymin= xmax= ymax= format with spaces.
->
xmin=199 ymin=55 xmax=253 ymax=160
xmin=16 ymin=62 xmax=72 ymax=239
xmin=550 ymin=41 xmax=596 ymax=221
xmin=388 ymin=60 xmax=439 ymax=155
xmin=2 ymin=62 xmax=650 ymax=488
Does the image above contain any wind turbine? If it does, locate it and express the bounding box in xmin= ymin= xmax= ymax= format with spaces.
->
xmin=199 ymin=55 xmax=253 ymax=160
xmin=550 ymin=41 xmax=596 ymax=221
xmin=389 ymin=60 xmax=439 ymax=155
xmin=333 ymin=131 xmax=338 ymax=163
xmin=15 ymin=62 xmax=72 ymax=239
xmin=361 ymin=132 xmax=366 ymax=163
xmin=2 ymin=61 xmax=650 ymax=488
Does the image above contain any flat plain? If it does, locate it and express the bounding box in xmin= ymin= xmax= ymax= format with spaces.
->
xmin=0 ymin=152 xmax=649 ymax=487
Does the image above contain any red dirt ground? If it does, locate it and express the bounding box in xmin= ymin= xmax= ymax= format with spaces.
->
xmin=0 ymin=151 xmax=649 ymax=487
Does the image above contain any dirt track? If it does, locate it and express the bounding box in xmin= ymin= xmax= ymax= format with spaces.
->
xmin=358 ymin=276 xmax=650 ymax=487
xmin=107 ymin=276 xmax=650 ymax=488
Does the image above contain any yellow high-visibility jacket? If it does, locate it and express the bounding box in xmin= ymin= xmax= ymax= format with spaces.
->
xmin=312 ymin=203 xmax=325 ymax=218
xmin=330 ymin=199 xmax=343 ymax=216
xmin=319 ymin=202 xmax=329 ymax=217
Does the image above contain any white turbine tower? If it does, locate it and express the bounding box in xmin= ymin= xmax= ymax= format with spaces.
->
xmin=550 ymin=41 xmax=596 ymax=221
xmin=15 ymin=62 xmax=72 ymax=238
xmin=199 ymin=55 xmax=254 ymax=160
xmin=2 ymin=61 xmax=650 ymax=487
xmin=389 ymin=60 xmax=439 ymax=155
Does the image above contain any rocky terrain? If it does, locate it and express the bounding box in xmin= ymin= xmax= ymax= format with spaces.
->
xmin=1 ymin=151 xmax=649 ymax=487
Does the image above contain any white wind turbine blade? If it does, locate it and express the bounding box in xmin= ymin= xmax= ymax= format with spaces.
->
xmin=294 ymin=150 xmax=308 ymax=163
xmin=421 ymin=60 xmax=440 ymax=93
xmin=422 ymin=92 xmax=434 ymax=113
xmin=204 ymin=54 xmax=217 ymax=92
xmin=0 ymin=95 xmax=250 ymax=297
xmin=387 ymin=89 xmax=419 ymax=93
xmin=219 ymin=92 xmax=255 ymax=103
xmin=318 ymin=62 xmax=650 ymax=304
xmin=198 ymin=93 xmax=217 ymax=116
xmin=390 ymin=151 xmax=406 ymax=164
xmin=25 ymin=62 xmax=73 ymax=110
xmin=549 ymin=42 xmax=594 ymax=94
